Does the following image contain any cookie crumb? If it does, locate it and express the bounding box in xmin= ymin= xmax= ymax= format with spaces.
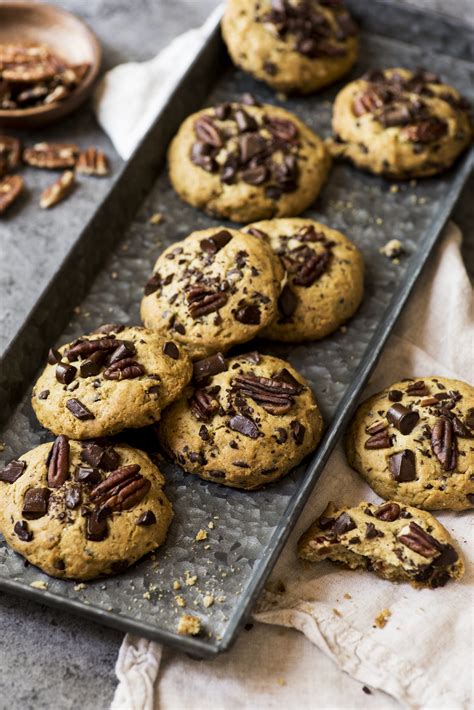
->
xmin=389 ymin=184 xmax=399 ymax=194
xmin=0 ymin=442 xmax=5 ymax=452
xmin=203 ymin=594 xmax=214 ymax=608
xmin=344 ymin=593 xmax=352 ymax=600
xmin=208 ymin=521 xmax=215 ymax=530
xmin=172 ymin=580 xmax=181 ymax=590
xmin=177 ymin=613 xmax=201 ymax=636
xmin=277 ymin=678 xmax=287 ymax=686
xmin=74 ymin=583 xmax=87 ymax=592
xmin=362 ymin=686 xmax=372 ymax=695
xmin=30 ymin=580 xmax=48 ymax=590
xmin=185 ymin=573 xmax=197 ymax=586
xmin=339 ymin=325 xmax=347 ymax=334
xmin=379 ymin=239 xmax=404 ymax=259
xmin=143 ymin=591 xmax=151 ymax=600
xmin=175 ymin=595 xmax=186 ymax=608
xmin=195 ymin=529 xmax=208 ymax=541
xmin=149 ymin=212 xmax=164 ymax=225
xmin=333 ymin=608 xmax=342 ymax=617
xmin=374 ymin=608 xmax=391 ymax=628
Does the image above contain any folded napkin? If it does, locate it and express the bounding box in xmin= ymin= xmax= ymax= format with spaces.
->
xmin=111 ymin=223 xmax=473 ymax=710
xmin=93 ymin=5 xmax=223 ymax=161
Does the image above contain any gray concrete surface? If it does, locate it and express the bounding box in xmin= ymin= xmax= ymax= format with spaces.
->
xmin=0 ymin=2 xmax=472 ymax=709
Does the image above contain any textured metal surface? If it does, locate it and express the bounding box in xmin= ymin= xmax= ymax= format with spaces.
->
xmin=0 ymin=6 xmax=473 ymax=657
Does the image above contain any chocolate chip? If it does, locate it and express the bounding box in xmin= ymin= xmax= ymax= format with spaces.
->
xmin=200 ymin=230 xmax=232 ymax=255
xmin=86 ymin=509 xmax=108 ymax=541
xmin=162 ymin=341 xmax=179 ymax=360
xmin=66 ymin=399 xmax=95 ymax=420
xmin=38 ymin=389 xmax=50 ymax=400
xmin=387 ymin=404 xmax=419 ymax=435
xmin=54 ymin=559 xmax=66 ymax=570
xmin=208 ymin=470 xmax=226 ymax=478
xmin=465 ymin=408 xmax=474 ymax=430
xmin=108 ymin=341 xmax=136 ymax=365
xmin=14 ymin=520 xmax=32 ymax=542
xmin=137 ymin=510 xmax=156 ymax=526
xmin=80 ymin=350 xmax=106 ymax=378
xmin=389 ymin=450 xmax=416 ymax=482
xmin=278 ymin=284 xmax=298 ymax=318
xmin=431 ymin=544 xmax=458 ymax=567
xmin=0 ymin=459 xmax=26 ymax=483
xmin=229 ymin=414 xmax=260 ymax=439
xmin=22 ymin=488 xmax=50 ymax=519
xmin=274 ymin=427 xmax=288 ymax=444
xmin=75 ymin=465 xmax=101 ymax=484
xmin=290 ymin=420 xmax=305 ymax=445
xmin=144 ymin=272 xmax=161 ymax=296
xmin=333 ymin=512 xmax=356 ymax=536
xmin=234 ymin=108 xmax=258 ymax=132
xmin=235 ymin=304 xmax=261 ymax=325
xmin=388 ymin=389 xmax=403 ymax=402
xmin=65 ymin=484 xmax=81 ymax=509
xmin=365 ymin=522 xmax=378 ymax=539
xmin=56 ymin=362 xmax=77 ymax=385
xmin=193 ymin=352 xmax=227 ymax=382
xmin=241 ymin=165 xmax=268 ymax=185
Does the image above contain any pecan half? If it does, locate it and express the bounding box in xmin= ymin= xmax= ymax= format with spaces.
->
xmin=0 ymin=174 xmax=23 ymax=214
xmin=103 ymin=358 xmax=145 ymax=380
xmin=186 ymin=285 xmax=228 ymax=318
xmin=40 ymin=170 xmax=75 ymax=209
xmin=406 ymin=380 xmax=429 ymax=397
xmin=76 ymin=147 xmax=109 ymax=176
xmin=398 ymin=522 xmax=440 ymax=558
xmin=190 ymin=389 xmax=219 ymax=422
xmin=431 ymin=416 xmax=457 ymax=471
xmin=23 ymin=142 xmax=78 ymax=169
xmin=0 ymin=135 xmax=21 ymax=167
xmin=89 ymin=464 xmax=150 ymax=512
xmin=47 ymin=435 xmax=70 ymax=488
xmin=66 ymin=337 xmax=118 ymax=361
xmin=403 ymin=118 xmax=447 ymax=143
xmin=364 ymin=431 xmax=392 ymax=449
xmin=352 ymin=89 xmax=384 ymax=116
xmin=231 ymin=372 xmax=302 ymax=415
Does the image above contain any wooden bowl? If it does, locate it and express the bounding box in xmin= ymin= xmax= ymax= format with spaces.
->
xmin=0 ymin=2 xmax=101 ymax=129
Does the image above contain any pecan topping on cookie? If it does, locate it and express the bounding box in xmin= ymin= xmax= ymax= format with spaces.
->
xmin=47 ymin=435 xmax=70 ymax=488
xmin=398 ymin=522 xmax=440 ymax=558
xmin=89 ymin=464 xmax=150 ymax=513
xmin=186 ymin=285 xmax=228 ymax=318
xmin=189 ymin=389 xmax=219 ymax=422
xmin=431 ymin=416 xmax=457 ymax=471
xmin=103 ymin=358 xmax=145 ymax=381
xmin=231 ymin=371 xmax=303 ymax=415
xmin=364 ymin=430 xmax=392 ymax=449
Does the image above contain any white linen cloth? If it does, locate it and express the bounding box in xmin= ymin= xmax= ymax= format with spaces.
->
xmin=110 ymin=225 xmax=473 ymax=710
xmin=94 ymin=12 xmax=473 ymax=709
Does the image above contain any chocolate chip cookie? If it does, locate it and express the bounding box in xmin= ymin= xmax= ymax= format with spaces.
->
xmin=245 ymin=218 xmax=364 ymax=341
xmin=140 ymin=228 xmax=283 ymax=360
xmin=222 ymin=0 xmax=358 ymax=94
xmin=346 ymin=377 xmax=474 ymax=510
xmin=298 ymin=500 xmax=464 ymax=588
xmin=168 ymin=99 xmax=330 ymax=223
xmin=328 ymin=68 xmax=472 ymax=178
xmin=158 ymin=352 xmax=323 ymax=489
xmin=0 ymin=438 xmax=173 ymax=580
xmin=32 ymin=325 xmax=192 ymax=439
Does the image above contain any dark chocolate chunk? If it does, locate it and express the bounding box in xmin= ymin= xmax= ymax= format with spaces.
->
xmin=387 ymin=404 xmax=419 ymax=435
xmin=47 ymin=348 xmax=61 ymax=365
xmin=229 ymin=414 xmax=260 ymax=439
xmin=290 ymin=420 xmax=305 ymax=445
xmin=200 ymin=230 xmax=232 ymax=255
xmin=274 ymin=427 xmax=288 ymax=444
xmin=278 ymin=284 xmax=298 ymax=318
xmin=14 ymin=520 xmax=32 ymax=542
xmin=144 ymin=272 xmax=161 ymax=296
xmin=235 ymin=304 xmax=261 ymax=325
xmin=66 ymin=399 xmax=95 ymax=420
xmin=86 ymin=509 xmax=108 ymax=541
xmin=389 ymin=449 xmax=416 ymax=482
xmin=0 ymin=459 xmax=26 ymax=484
xmin=193 ymin=352 xmax=227 ymax=381
xmin=75 ymin=466 xmax=101 ymax=484
xmin=431 ymin=544 xmax=458 ymax=567
xmin=162 ymin=341 xmax=179 ymax=360
xmin=137 ymin=510 xmax=156 ymax=526
xmin=38 ymin=389 xmax=50 ymax=400
xmin=406 ymin=380 xmax=429 ymax=396
xmin=108 ymin=341 xmax=136 ymax=365
xmin=22 ymin=488 xmax=50 ymax=519
xmin=56 ymin=362 xmax=77 ymax=385
xmin=65 ymin=484 xmax=81 ymax=509
xmin=333 ymin=512 xmax=356 ymax=536
xmin=365 ymin=431 xmax=392 ymax=449
xmin=388 ymin=389 xmax=403 ymax=402
xmin=365 ymin=522 xmax=378 ymax=539
xmin=80 ymin=350 xmax=106 ymax=378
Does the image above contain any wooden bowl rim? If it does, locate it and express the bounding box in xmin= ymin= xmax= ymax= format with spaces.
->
xmin=0 ymin=1 xmax=102 ymax=120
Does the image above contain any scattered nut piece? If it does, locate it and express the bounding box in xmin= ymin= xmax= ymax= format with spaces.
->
xmin=172 ymin=580 xmax=181 ymax=591
xmin=185 ymin=573 xmax=197 ymax=586
xmin=0 ymin=135 xmax=21 ymax=167
xmin=76 ymin=147 xmax=109 ymax=176
xmin=30 ymin=580 xmax=48 ymax=590
xmin=177 ymin=613 xmax=201 ymax=636
xmin=374 ymin=608 xmax=391 ymax=628
xmin=175 ymin=595 xmax=186 ymax=608
xmin=195 ymin=529 xmax=208 ymax=542
xmin=74 ymin=583 xmax=87 ymax=591
xmin=0 ymin=174 xmax=24 ymax=214
xmin=23 ymin=142 xmax=78 ymax=169
xmin=203 ymin=595 xmax=214 ymax=608
xmin=40 ymin=170 xmax=75 ymax=209
xmin=208 ymin=521 xmax=215 ymax=530
xmin=149 ymin=212 xmax=164 ymax=225
xmin=143 ymin=591 xmax=151 ymax=600
xmin=379 ymin=239 xmax=405 ymax=259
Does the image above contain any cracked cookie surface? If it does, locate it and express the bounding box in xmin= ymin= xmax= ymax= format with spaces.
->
xmin=222 ymin=0 xmax=358 ymax=94
xmin=298 ymin=500 xmax=464 ymax=588
xmin=141 ymin=228 xmax=283 ymax=360
xmin=32 ymin=325 xmax=192 ymax=439
xmin=168 ymin=100 xmax=330 ymax=223
xmin=158 ymin=352 xmax=323 ymax=489
xmin=245 ymin=217 xmax=364 ymax=341
xmin=0 ymin=439 xmax=173 ymax=580
xmin=346 ymin=376 xmax=474 ymax=510
xmin=328 ymin=68 xmax=472 ymax=178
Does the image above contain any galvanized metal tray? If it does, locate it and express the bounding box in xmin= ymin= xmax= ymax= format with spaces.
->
xmin=0 ymin=0 xmax=473 ymax=658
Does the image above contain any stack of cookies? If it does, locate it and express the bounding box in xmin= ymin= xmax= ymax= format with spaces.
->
xmin=1 ymin=0 xmax=472 ymax=600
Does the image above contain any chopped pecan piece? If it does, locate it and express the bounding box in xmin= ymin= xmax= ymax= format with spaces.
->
xmin=40 ymin=170 xmax=75 ymax=209
xmin=76 ymin=147 xmax=109 ymax=176
xmin=66 ymin=337 xmax=119 ymax=361
xmin=23 ymin=142 xmax=78 ymax=169
xmin=103 ymin=358 xmax=145 ymax=381
xmin=186 ymin=285 xmax=228 ymax=318
xmin=0 ymin=174 xmax=23 ymax=214
xmin=0 ymin=135 xmax=21 ymax=168
xmin=431 ymin=416 xmax=457 ymax=471
xmin=406 ymin=380 xmax=429 ymax=397
xmin=352 ymin=89 xmax=384 ymax=117
xmin=364 ymin=431 xmax=392 ymax=449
